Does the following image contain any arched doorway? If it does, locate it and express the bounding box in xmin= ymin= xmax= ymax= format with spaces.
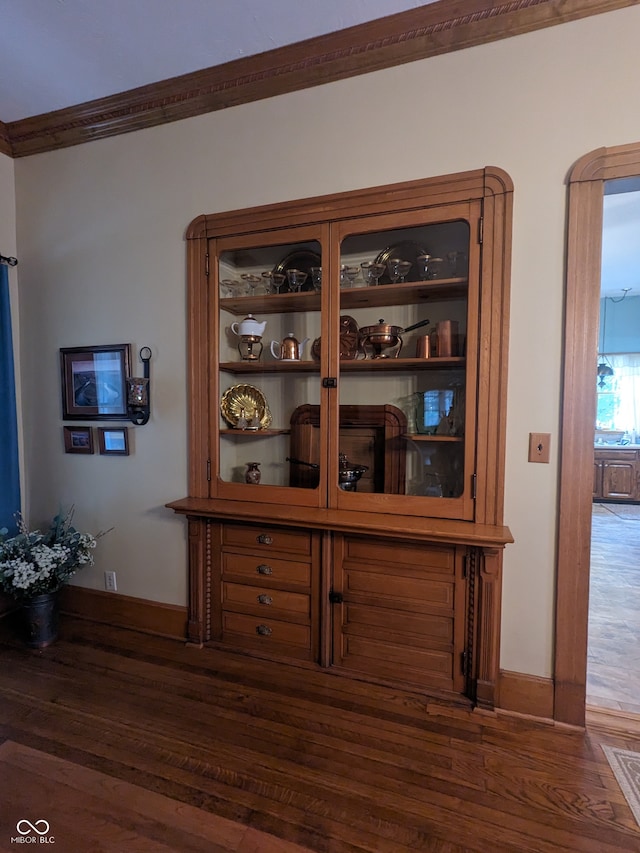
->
xmin=556 ymin=140 xmax=640 ymax=726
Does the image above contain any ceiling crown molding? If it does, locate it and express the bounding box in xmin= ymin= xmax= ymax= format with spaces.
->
xmin=0 ymin=119 xmax=11 ymax=157
xmin=4 ymin=0 xmax=635 ymax=158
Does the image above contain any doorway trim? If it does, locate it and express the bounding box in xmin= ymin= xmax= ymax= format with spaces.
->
xmin=556 ymin=140 xmax=640 ymax=726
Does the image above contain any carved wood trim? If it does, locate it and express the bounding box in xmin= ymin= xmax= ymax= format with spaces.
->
xmin=555 ymin=141 xmax=640 ymax=726
xmin=474 ymin=546 xmax=503 ymax=710
xmin=4 ymin=0 xmax=634 ymax=158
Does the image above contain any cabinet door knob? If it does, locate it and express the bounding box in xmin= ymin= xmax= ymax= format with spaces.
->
xmin=256 ymin=564 xmax=273 ymax=575
xmin=257 ymin=534 xmax=273 ymax=545
xmin=256 ymin=624 xmax=272 ymax=636
xmin=257 ymin=594 xmax=273 ymax=605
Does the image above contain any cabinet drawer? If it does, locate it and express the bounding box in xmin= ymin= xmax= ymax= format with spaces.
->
xmin=222 ymin=612 xmax=311 ymax=649
xmin=222 ymin=582 xmax=310 ymax=620
xmin=221 ymin=552 xmax=311 ymax=586
xmin=222 ymin=524 xmax=312 ymax=557
xmin=343 ymin=537 xmax=455 ymax=575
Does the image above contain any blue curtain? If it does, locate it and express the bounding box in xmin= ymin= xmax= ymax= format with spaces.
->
xmin=0 ymin=263 xmax=21 ymax=534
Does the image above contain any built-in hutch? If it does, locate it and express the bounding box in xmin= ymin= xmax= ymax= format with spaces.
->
xmin=168 ymin=168 xmax=513 ymax=710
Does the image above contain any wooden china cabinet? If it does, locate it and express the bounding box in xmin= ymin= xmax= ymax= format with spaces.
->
xmin=168 ymin=168 xmax=514 ymax=710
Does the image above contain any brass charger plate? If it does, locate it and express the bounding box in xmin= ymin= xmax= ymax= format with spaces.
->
xmin=220 ymin=384 xmax=272 ymax=429
xmin=374 ymin=240 xmax=429 ymax=284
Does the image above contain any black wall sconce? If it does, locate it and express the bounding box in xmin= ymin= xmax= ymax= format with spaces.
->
xmin=126 ymin=346 xmax=152 ymax=425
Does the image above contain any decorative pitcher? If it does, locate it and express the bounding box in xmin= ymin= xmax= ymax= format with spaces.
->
xmin=270 ymin=333 xmax=310 ymax=361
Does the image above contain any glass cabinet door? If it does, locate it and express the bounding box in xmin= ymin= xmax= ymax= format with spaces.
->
xmin=213 ymin=225 xmax=328 ymax=507
xmin=330 ymin=202 xmax=480 ymax=520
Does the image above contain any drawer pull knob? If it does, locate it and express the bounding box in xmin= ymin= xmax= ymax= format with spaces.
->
xmin=256 ymin=564 xmax=273 ymax=575
xmin=257 ymin=594 xmax=273 ymax=605
xmin=257 ymin=534 xmax=273 ymax=545
xmin=256 ymin=624 xmax=272 ymax=636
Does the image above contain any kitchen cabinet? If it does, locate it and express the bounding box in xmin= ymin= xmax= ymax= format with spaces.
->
xmin=168 ymin=168 xmax=513 ymax=710
xmin=593 ymin=448 xmax=639 ymax=501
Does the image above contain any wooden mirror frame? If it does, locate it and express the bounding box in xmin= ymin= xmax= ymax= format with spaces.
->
xmin=556 ymin=140 xmax=640 ymax=726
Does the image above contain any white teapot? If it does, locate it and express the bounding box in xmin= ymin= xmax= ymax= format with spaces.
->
xmin=270 ymin=333 xmax=310 ymax=361
xmin=230 ymin=314 xmax=267 ymax=338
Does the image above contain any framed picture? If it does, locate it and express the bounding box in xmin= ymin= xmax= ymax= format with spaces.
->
xmin=63 ymin=425 xmax=94 ymax=454
xmin=60 ymin=343 xmax=131 ymax=420
xmin=98 ymin=426 xmax=129 ymax=456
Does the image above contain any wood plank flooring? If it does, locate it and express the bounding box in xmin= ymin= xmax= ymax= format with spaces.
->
xmin=589 ymin=503 xmax=640 ymax=713
xmin=1 ymin=613 xmax=640 ymax=852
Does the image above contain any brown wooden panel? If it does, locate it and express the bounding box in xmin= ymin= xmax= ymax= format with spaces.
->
xmin=222 ymin=583 xmax=310 ymax=619
xmin=345 ymin=569 xmax=455 ymax=612
xmin=345 ymin=603 xmax=453 ymax=644
xmin=340 ymin=635 xmax=453 ymax=687
xmin=221 ymin=552 xmax=311 ymax=586
xmin=344 ymin=537 xmax=455 ymax=573
xmin=59 ymin=586 xmax=187 ymax=640
xmin=221 ymin=524 xmax=312 ymax=556
xmin=222 ymin=612 xmax=310 ymax=649
xmin=602 ymin=462 xmax=635 ymax=499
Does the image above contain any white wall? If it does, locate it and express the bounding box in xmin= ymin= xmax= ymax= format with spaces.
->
xmin=12 ymin=5 xmax=640 ymax=677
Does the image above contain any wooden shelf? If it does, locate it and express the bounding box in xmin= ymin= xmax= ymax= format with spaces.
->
xmin=405 ymin=434 xmax=464 ymax=442
xmin=341 ymin=279 xmax=467 ymax=309
xmin=340 ymin=357 xmax=465 ymax=371
xmin=219 ymin=279 xmax=467 ymax=315
xmin=220 ymin=361 xmax=321 ymax=374
xmin=220 ymin=428 xmax=290 ymax=436
xmin=220 ymin=357 xmax=465 ymax=374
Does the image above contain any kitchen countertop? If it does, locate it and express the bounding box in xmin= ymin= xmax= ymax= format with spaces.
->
xmin=594 ymin=443 xmax=640 ymax=449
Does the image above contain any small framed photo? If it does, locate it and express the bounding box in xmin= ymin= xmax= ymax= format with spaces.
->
xmin=98 ymin=426 xmax=129 ymax=456
xmin=60 ymin=343 xmax=131 ymax=420
xmin=63 ymin=425 xmax=94 ymax=454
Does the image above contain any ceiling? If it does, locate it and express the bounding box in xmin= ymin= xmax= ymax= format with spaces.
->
xmin=0 ymin=0 xmax=635 ymax=292
xmin=0 ymin=0 xmax=435 ymax=124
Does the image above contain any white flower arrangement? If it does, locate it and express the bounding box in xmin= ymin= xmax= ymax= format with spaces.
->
xmin=0 ymin=508 xmax=108 ymax=602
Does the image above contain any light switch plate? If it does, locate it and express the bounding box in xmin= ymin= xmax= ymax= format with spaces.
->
xmin=529 ymin=432 xmax=551 ymax=463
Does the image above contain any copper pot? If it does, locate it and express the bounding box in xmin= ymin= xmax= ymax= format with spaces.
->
xmin=359 ymin=317 xmax=431 ymax=359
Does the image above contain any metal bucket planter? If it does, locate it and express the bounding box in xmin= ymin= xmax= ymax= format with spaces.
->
xmin=22 ymin=592 xmax=59 ymax=648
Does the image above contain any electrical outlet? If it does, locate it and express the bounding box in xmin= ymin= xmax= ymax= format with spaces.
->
xmin=528 ymin=432 xmax=551 ymax=464
xmin=104 ymin=571 xmax=117 ymax=592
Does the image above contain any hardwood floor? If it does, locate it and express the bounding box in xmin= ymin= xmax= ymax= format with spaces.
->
xmin=1 ymin=613 xmax=640 ymax=852
xmin=589 ymin=503 xmax=640 ymax=714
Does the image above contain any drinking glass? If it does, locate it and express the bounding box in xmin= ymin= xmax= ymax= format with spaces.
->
xmin=346 ymin=266 xmax=360 ymax=287
xmin=386 ymin=258 xmax=402 ymax=283
xmin=287 ymin=268 xmax=307 ymax=293
xmin=416 ymin=254 xmax=432 ymax=281
xmin=447 ymin=251 xmax=467 ymax=277
xmin=309 ymin=266 xmax=322 ymax=291
xmin=262 ymin=271 xmax=287 ymax=294
xmin=220 ymin=279 xmax=237 ymax=298
xmin=340 ymin=265 xmax=359 ymax=288
xmin=427 ymin=257 xmax=446 ymax=279
xmin=241 ymin=273 xmax=262 ymax=295
xmin=396 ymin=260 xmax=412 ymax=282
xmin=387 ymin=258 xmax=412 ymax=283
xmin=360 ymin=262 xmax=385 ymax=287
